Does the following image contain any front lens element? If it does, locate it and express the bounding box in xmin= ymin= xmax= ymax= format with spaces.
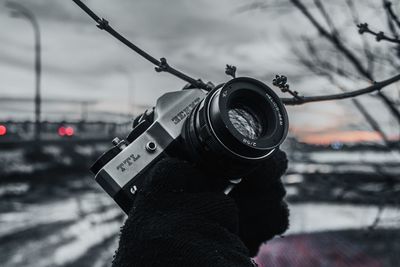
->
xmin=182 ymin=77 xmax=288 ymax=163
xmin=228 ymin=105 xmax=263 ymax=140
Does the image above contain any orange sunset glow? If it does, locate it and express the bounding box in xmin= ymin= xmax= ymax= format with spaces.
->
xmin=299 ymin=131 xmax=398 ymax=145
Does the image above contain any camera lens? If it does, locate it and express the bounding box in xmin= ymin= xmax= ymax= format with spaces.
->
xmin=228 ymin=105 xmax=262 ymax=140
xmin=182 ymin=77 xmax=288 ymax=175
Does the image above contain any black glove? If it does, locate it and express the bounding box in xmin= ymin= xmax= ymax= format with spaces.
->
xmin=230 ymin=149 xmax=289 ymax=256
xmin=112 ymin=158 xmax=257 ymax=267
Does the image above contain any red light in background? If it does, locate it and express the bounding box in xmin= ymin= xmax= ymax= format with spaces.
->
xmin=65 ymin=127 xmax=74 ymax=136
xmin=0 ymin=125 xmax=7 ymax=136
xmin=58 ymin=126 xmax=75 ymax=137
xmin=58 ymin=126 xmax=66 ymax=136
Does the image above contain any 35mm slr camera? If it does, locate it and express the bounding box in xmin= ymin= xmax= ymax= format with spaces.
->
xmin=90 ymin=77 xmax=288 ymax=213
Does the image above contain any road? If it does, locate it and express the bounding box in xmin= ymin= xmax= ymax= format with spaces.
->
xmin=0 ymin=177 xmax=125 ymax=267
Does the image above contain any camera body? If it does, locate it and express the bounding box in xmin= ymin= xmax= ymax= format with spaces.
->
xmin=91 ymin=77 xmax=288 ymax=214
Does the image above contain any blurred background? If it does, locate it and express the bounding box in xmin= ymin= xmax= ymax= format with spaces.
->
xmin=0 ymin=0 xmax=399 ymax=266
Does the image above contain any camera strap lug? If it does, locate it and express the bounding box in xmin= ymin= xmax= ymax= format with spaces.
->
xmin=112 ymin=137 xmax=129 ymax=150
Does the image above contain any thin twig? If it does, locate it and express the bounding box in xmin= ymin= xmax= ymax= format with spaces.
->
xmin=282 ymin=73 xmax=400 ymax=105
xmin=383 ymin=0 xmax=400 ymax=30
xmin=382 ymin=0 xmax=399 ymax=40
xmin=273 ymin=75 xmax=302 ymax=99
xmin=346 ymin=0 xmax=376 ymax=74
xmin=71 ymin=0 xmax=212 ymax=91
xmin=313 ymin=0 xmax=337 ymax=35
xmin=357 ymin=23 xmax=400 ymax=45
xmin=367 ymin=203 xmax=384 ymax=231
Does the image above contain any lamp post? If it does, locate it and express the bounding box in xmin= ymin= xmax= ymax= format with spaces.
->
xmin=117 ymin=66 xmax=135 ymax=116
xmin=6 ymin=2 xmax=42 ymax=144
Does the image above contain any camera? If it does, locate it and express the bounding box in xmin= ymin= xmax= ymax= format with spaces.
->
xmin=90 ymin=77 xmax=288 ymax=213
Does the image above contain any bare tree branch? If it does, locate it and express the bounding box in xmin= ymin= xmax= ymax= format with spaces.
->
xmin=296 ymin=37 xmax=366 ymax=81
xmin=290 ymin=0 xmax=400 ymax=125
xmin=313 ymin=0 xmax=338 ymax=34
xmin=383 ymin=0 xmax=400 ymax=30
xmin=282 ymin=73 xmax=400 ymax=105
xmin=348 ymin=97 xmax=392 ymax=146
xmin=235 ymin=1 xmax=295 ymax=14
xmin=358 ymin=23 xmax=400 ymax=45
xmin=382 ymin=0 xmax=400 ymax=40
xmin=346 ymin=0 xmax=376 ymax=74
xmin=289 ymin=0 xmax=372 ymax=79
xmin=290 ymin=47 xmax=392 ymax=144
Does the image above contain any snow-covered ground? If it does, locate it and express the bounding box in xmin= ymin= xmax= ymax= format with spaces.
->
xmin=0 ymin=183 xmax=124 ymax=267
xmin=288 ymin=203 xmax=400 ymax=234
xmin=0 ymin=147 xmax=399 ymax=266
xmin=307 ymin=151 xmax=400 ymax=164
xmin=288 ymin=149 xmax=400 ymax=175
xmin=1 ymin=186 xmax=398 ymax=266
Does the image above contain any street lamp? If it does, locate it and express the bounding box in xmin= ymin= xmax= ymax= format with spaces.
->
xmin=6 ymin=1 xmax=42 ymax=143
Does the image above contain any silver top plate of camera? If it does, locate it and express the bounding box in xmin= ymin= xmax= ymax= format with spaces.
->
xmin=100 ymin=89 xmax=207 ymax=188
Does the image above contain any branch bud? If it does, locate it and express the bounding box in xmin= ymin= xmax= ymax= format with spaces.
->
xmin=357 ymin=23 xmax=369 ymax=34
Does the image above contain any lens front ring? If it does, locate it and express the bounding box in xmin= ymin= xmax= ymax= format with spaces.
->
xmin=205 ymin=88 xmax=278 ymax=160
xmin=206 ymin=77 xmax=288 ymax=158
xmin=181 ymin=77 xmax=288 ymax=164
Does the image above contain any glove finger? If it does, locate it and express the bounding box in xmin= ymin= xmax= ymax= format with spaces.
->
xmin=247 ymin=149 xmax=288 ymax=182
xmin=229 ymin=149 xmax=289 ymax=255
xmin=239 ymin=201 xmax=290 ymax=256
xmin=231 ymin=149 xmax=288 ymax=197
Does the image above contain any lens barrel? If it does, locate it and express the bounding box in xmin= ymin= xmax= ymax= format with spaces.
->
xmin=182 ymin=77 xmax=288 ymax=174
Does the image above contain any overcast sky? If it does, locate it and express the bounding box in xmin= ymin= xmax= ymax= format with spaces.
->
xmin=0 ymin=0 xmax=399 ymax=142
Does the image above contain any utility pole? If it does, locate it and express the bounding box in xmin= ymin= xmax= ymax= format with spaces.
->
xmin=7 ymin=2 xmax=42 ymax=144
xmin=81 ymin=101 xmax=91 ymax=121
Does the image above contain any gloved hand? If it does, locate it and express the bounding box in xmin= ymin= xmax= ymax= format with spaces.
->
xmin=112 ymin=158 xmax=257 ymax=267
xmin=230 ymin=149 xmax=289 ymax=256
xmin=112 ymin=150 xmax=289 ymax=266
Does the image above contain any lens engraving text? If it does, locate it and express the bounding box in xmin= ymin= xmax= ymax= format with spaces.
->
xmin=171 ymin=97 xmax=201 ymax=125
